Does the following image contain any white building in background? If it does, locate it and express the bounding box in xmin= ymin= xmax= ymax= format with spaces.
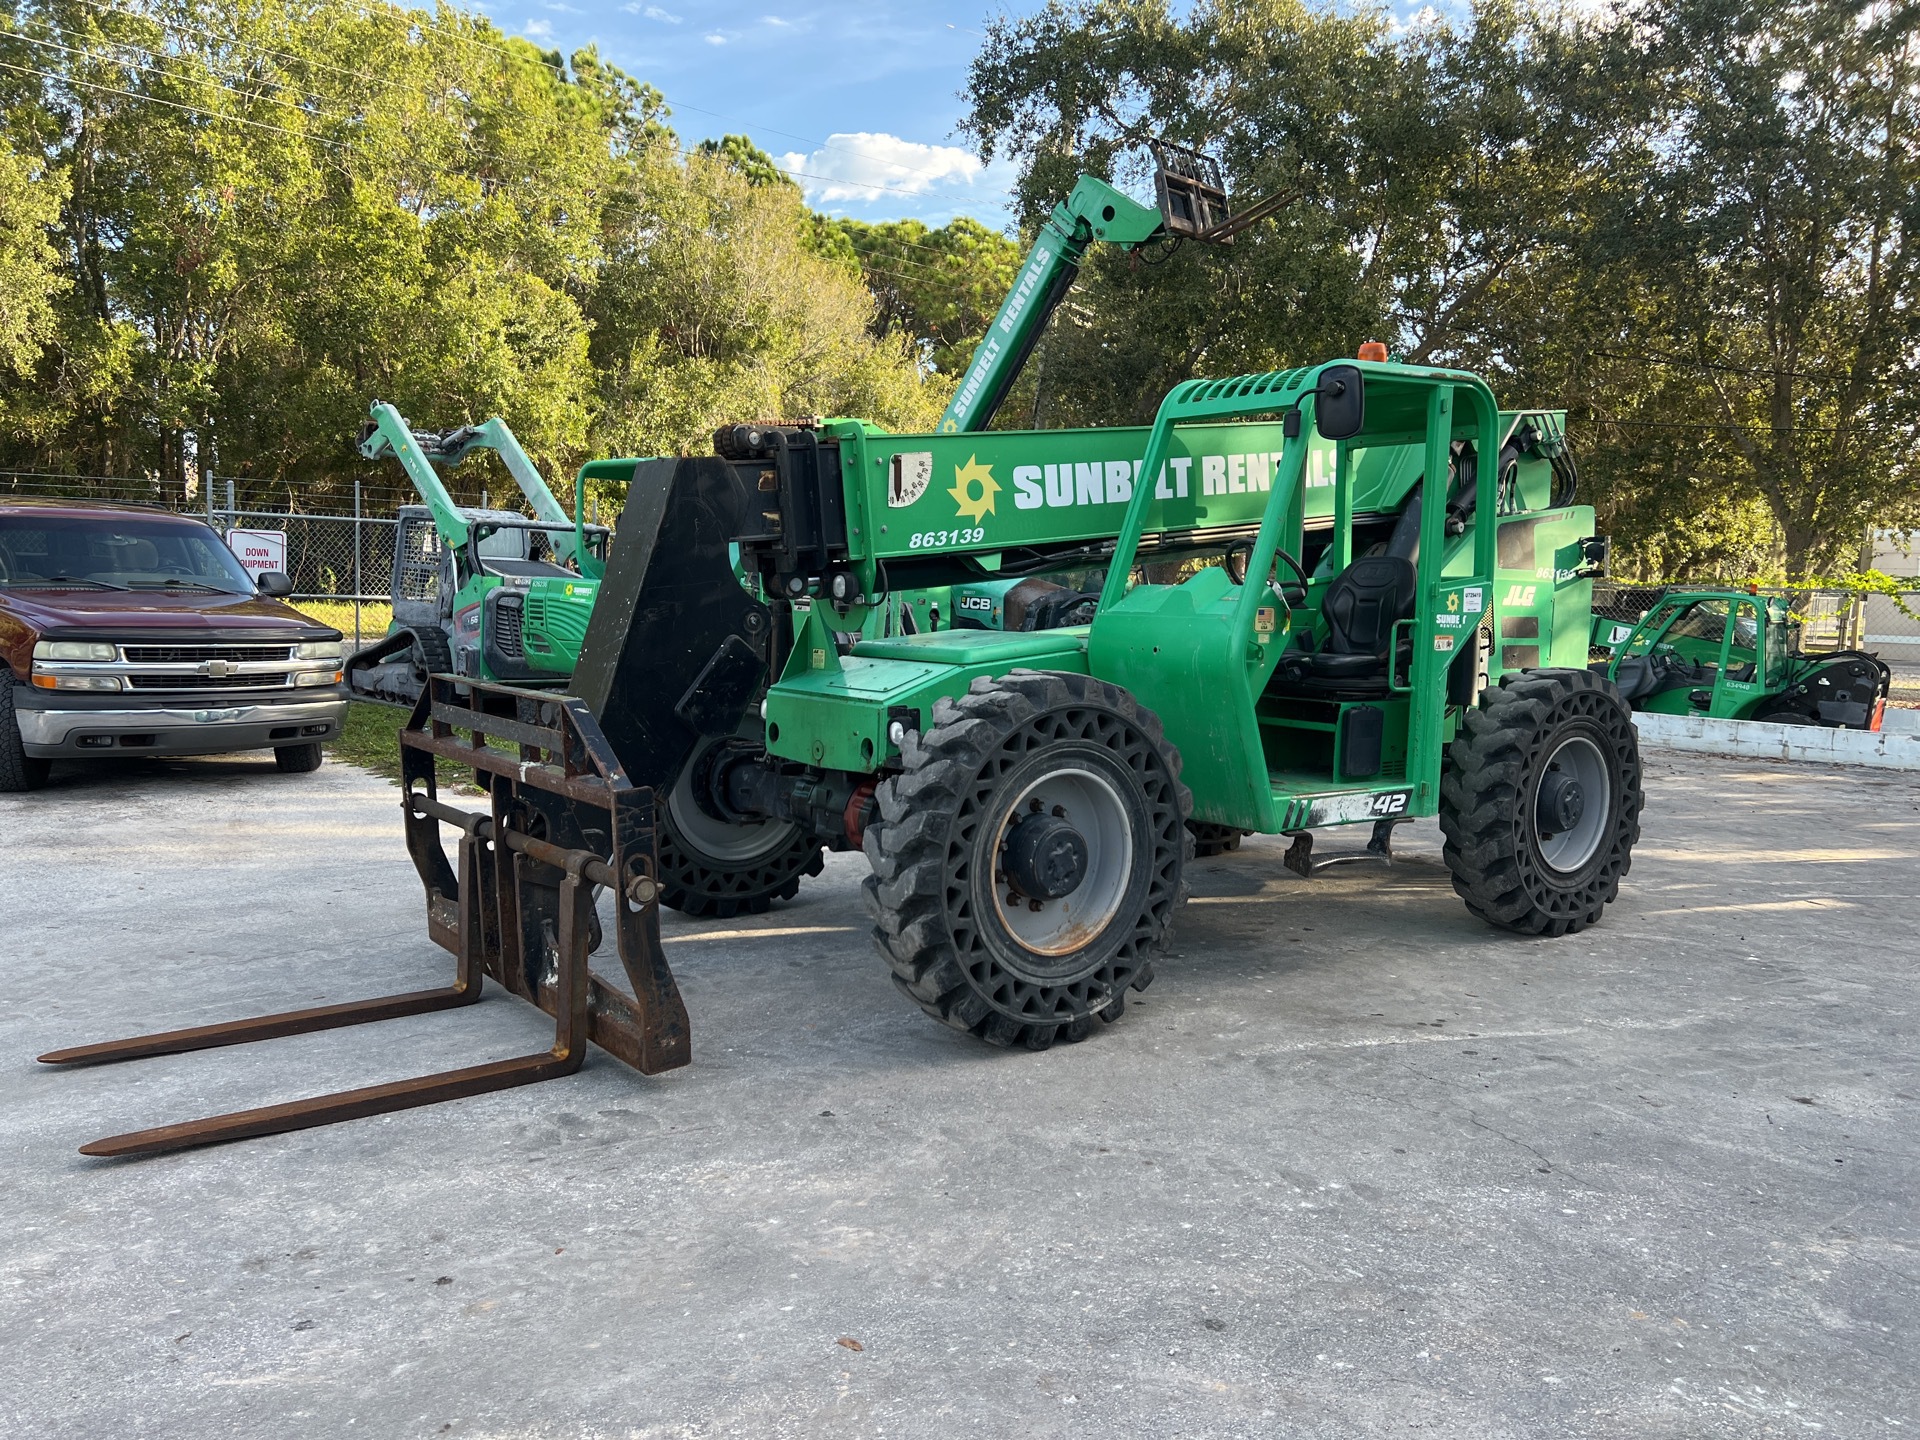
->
xmin=1866 ymin=530 xmax=1920 ymax=662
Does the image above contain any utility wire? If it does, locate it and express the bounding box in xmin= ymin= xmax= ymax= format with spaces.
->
xmin=0 ymin=56 xmax=347 ymax=144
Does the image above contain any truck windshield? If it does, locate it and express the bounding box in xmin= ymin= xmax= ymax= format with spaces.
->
xmin=0 ymin=515 xmax=257 ymax=593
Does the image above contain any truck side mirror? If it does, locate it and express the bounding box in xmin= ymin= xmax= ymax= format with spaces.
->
xmin=1314 ymin=365 xmax=1365 ymax=441
xmin=256 ymin=570 xmax=293 ymax=598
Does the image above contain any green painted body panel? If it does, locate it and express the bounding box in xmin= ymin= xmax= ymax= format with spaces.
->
xmin=764 ymin=611 xmax=1087 ymax=771
xmin=822 ymin=407 xmax=1564 ymax=607
xmin=520 ymin=578 xmax=600 ymax=675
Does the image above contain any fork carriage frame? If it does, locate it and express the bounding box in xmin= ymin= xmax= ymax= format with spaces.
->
xmin=39 ymin=676 xmax=690 ymax=1158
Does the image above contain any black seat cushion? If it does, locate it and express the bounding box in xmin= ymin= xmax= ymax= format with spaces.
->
xmin=1269 ymin=555 xmax=1417 ymax=698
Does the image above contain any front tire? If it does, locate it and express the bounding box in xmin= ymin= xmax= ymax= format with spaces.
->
xmin=1188 ymin=820 xmax=1252 ymax=857
xmin=274 ymin=741 xmax=324 ymax=773
xmin=0 ymin=669 xmax=51 ymax=792
xmin=863 ymin=669 xmax=1190 ymax=1050
xmin=1440 ymin=669 xmax=1641 ymax=937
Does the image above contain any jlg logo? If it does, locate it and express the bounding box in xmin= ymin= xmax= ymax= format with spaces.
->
xmin=1503 ymin=584 xmax=1537 ymax=607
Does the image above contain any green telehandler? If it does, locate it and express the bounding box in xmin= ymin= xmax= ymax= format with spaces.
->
xmin=39 ymin=156 xmax=1646 ymax=1156
xmin=1592 ymin=589 xmax=1890 ymax=731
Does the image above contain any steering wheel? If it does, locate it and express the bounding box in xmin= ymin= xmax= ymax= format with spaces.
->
xmin=1224 ymin=541 xmax=1310 ymax=606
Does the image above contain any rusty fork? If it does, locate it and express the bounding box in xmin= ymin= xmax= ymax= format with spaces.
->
xmin=39 ymin=678 xmax=691 ymax=1159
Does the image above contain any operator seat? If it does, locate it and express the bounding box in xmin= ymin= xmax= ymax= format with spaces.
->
xmin=1268 ymin=555 xmax=1416 ymax=698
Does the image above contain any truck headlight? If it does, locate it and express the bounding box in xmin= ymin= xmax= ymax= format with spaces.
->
xmin=33 ymin=640 xmax=117 ymax=662
xmin=294 ymin=641 xmax=343 ymax=660
xmin=294 ymin=669 xmax=344 ymax=687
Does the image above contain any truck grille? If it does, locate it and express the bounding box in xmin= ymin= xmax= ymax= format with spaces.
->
xmin=121 ymin=644 xmax=293 ymax=663
xmin=126 ymin=673 xmax=292 ymax=691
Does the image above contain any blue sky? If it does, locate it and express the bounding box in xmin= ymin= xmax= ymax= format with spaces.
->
xmin=473 ymin=1 xmax=1032 ymax=230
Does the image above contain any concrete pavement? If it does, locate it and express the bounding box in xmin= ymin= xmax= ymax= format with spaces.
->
xmin=2 ymin=747 xmax=1915 ymax=1438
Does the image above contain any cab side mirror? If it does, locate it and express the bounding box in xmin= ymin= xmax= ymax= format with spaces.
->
xmin=1314 ymin=364 xmax=1365 ymax=441
xmin=256 ymin=570 xmax=293 ymax=598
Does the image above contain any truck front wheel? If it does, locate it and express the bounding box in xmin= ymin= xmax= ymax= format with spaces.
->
xmin=863 ymin=670 xmax=1190 ymax=1050
xmin=1440 ymin=668 xmax=1641 ymax=936
xmin=1 ymin=668 xmax=51 ymax=792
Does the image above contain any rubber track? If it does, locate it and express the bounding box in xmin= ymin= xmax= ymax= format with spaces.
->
xmin=862 ymin=668 xmax=1192 ymax=1050
xmin=1438 ymin=668 xmax=1642 ymax=937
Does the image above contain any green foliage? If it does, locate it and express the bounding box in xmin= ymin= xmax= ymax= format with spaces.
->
xmin=694 ymin=133 xmax=795 ymax=189
xmin=0 ymin=1 xmax=935 ymax=506
xmin=0 ymin=139 xmax=64 ymax=377
xmin=961 ymin=0 xmax=1920 ymax=576
xmin=832 ymin=216 xmax=1023 ymax=379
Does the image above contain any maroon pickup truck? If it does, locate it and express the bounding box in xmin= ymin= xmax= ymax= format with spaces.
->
xmin=0 ymin=497 xmax=348 ymax=791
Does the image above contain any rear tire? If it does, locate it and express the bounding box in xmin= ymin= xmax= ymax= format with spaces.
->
xmin=1188 ymin=820 xmax=1252 ymax=857
xmin=863 ymin=669 xmax=1190 ymax=1050
xmin=274 ymin=742 xmax=324 ymax=773
xmin=1440 ymin=668 xmax=1641 ymax=937
xmin=0 ymin=669 xmax=50 ymax=792
xmin=656 ymin=738 xmax=824 ymax=919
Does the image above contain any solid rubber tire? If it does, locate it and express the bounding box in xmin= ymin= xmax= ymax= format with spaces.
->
xmin=1188 ymin=820 xmax=1252 ymax=857
xmin=654 ymin=808 xmax=825 ymax=920
xmin=1439 ymin=668 xmax=1642 ymax=937
xmin=862 ymin=668 xmax=1191 ymax=1050
xmin=0 ymin=669 xmax=50 ymax=792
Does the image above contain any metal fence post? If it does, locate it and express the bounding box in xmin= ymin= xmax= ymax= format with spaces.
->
xmin=353 ymin=479 xmax=363 ymax=651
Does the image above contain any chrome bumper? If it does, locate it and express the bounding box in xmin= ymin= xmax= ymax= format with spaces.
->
xmin=18 ymin=695 xmax=349 ymax=757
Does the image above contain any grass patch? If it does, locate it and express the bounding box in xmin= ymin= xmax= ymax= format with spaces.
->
xmin=327 ymin=700 xmax=485 ymax=794
xmin=292 ymin=599 xmax=393 ymax=645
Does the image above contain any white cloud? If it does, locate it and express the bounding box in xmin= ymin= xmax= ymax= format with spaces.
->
xmin=703 ymin=31 xmax=728 ymax=45
xmin=522 ymin=16 xmax=553 ymax=37
xmin=762 ymin=13 xmax=793 ymax=25
xmin=777 ymin=132 xmax=1008 ymax=204
xmin=623 ymin=3 xmax=681 ymax=19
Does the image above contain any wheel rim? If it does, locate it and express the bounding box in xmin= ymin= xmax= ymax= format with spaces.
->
xmin=1532 ymin=734 xmax=1610 ymax=873
xmin=990 ymin=766 xmax=1134 ymax=957
xmin=666 ymin=749 xmax=799 ymax=865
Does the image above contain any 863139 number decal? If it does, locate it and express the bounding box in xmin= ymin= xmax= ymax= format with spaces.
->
xmin=906 ymin=527 xmax=986 ymax=550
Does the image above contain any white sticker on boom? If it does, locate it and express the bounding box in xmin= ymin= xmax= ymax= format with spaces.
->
xmin=888 ymin=452 xmax=933 ymax=508
xmin=1463 ymin=585 xmax=1485 ymax=613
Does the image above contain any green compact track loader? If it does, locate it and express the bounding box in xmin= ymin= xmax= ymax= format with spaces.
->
xmin=346 ymin=402 xmax=613 ymax=705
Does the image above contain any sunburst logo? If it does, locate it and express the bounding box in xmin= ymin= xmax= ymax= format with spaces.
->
xmin=949 ymin=455 xmax=999 ymax=522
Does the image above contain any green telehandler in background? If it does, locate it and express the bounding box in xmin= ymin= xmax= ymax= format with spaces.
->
xmin=1592 ymin=589 xmax=1890 ymax=730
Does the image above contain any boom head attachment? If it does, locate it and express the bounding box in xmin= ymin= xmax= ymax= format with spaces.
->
xmin=1151 ymin=142 xmax=1232 ymax=240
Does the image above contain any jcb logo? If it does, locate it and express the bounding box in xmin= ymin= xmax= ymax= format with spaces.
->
xmin=1503 ymin=584 xmax=1537 ymax=607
